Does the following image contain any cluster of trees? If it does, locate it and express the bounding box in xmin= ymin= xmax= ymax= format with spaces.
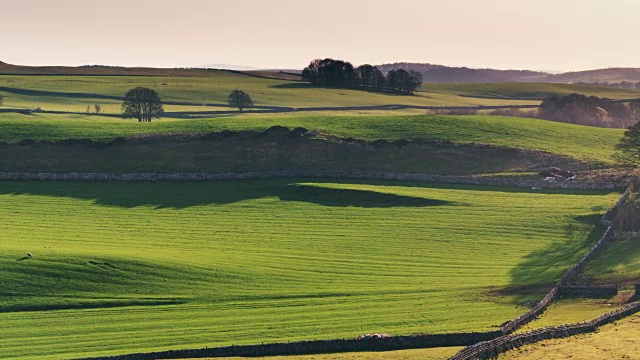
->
xmin=302 ymin=58 xmax=423 ymax=94
xmin=538 ymin=93 xmax=639 ymax=128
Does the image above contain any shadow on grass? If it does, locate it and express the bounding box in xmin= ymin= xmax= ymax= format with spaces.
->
xmin=0 ymin=298 xmax=187 ymax=314
xmin=508 ymin=215 xmax=605 ymax=287
xmin=0 ymin=179 xmax=455 ymax=209
xmin=269 ymin=83 xmax=418 ymax=96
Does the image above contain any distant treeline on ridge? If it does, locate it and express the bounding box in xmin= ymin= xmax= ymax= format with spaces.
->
xmin=302 ymin=58 xmax=423 ymax=94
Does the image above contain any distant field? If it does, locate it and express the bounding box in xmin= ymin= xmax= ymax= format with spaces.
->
xmin=0 ymin=180 xmax=619 ymax=359
xmin=420 ymin=82 xmax=640 ymax=100
xmin=0 ymin=74 xmax=541 ymax=111
xmin=499 ymin=313 xmax=640 ymax=359
xmin=0 ymin=113 xmax=623 ymax=163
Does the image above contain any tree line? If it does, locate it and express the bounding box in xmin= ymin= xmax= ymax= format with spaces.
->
xmin=302 ymin=58 xmax=423 ymax=94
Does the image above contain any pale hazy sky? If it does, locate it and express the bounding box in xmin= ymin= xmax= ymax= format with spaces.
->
xmin=2 ymin=0 xmax=638 ymax=71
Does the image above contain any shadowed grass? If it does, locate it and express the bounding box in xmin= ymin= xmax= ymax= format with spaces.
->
xmin=0 ymin=113 xmax=623 ymax=163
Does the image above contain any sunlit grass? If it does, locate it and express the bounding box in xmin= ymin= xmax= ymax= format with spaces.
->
xmin=0 ymin=180 xmax=619 ymax=359
xmin=0 ymin=113 xmax=623 ymax=163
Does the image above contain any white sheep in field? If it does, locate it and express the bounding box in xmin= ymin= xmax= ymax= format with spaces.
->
xmin=27 ymin=252 xmax=32 ymax=258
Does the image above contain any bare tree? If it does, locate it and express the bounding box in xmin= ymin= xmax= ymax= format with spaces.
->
xmin=94 ymin=104 xmax=101 ymax=114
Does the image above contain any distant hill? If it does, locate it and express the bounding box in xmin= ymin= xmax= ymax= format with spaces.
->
xmin=538 ymin=68 xmax=640 ymax=84
xmin=0 ymin=61 xmax=291 ymax=78
xmin=376 ymin=62 xmax=640 ymax=85
xmin=2 ymin=60 xmax=640 ymax=86
xmin=376 ymin=62 xmax=548 ymax=83
xmin=196 ymin=64 xmax=260 ymax=71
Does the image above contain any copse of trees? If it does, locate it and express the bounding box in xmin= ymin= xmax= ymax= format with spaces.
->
xmin=539 ymin=93 xmax=634 ymax=128
xmin=615 ymin=98 xmax=640 ymax=164
xmin=302 ymin=58 xmax=422 ymax=94
xmin=615 ymin=121 xmax=640 ymax=164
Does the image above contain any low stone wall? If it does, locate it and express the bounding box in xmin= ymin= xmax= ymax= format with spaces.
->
xmin=500 ymin=286 xmax=559 ymax=334
xmin=497 ymin=185 xmax=631 ymax=335
xmin=76 ymin=331 xmax=502 ymax=360
xmin=450 ymin=186 xmax=634 ymax=359
xmin=449 ymin=300 xmax=640 ymax=360
xmin=0 ymin=171 xmax=620 ymax=190
xmin=559 ymin=285 xmax=618 ymax=298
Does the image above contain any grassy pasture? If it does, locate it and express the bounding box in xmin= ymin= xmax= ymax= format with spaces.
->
xmin=0 ymin=180 xmax=619 ymax=359
xmin=516 ymin=298 xmax=620 ymax=333
xmin=0 ymin=113 xmax=623 ymax=163
xmin=579 ymin=235 xmax=640 ymax=284
xmin=0 ymin=75 xmax=541 ymax=111
xmin=2 ymin=75 xmax=639 ymax=114
xmin=499 ymin=313 xmax=640 ymax=359
xmin=420 ymin=82 xmax=640 ymax=100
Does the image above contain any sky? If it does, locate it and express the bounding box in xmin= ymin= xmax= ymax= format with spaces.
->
xmin=2 ymin=0 xmax=638 ymax=71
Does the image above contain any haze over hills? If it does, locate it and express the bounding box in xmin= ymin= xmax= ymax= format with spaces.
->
xmin=376 ymin=62 xmax=640 ymax=84
xmin=196 ymin=64 xmax=260 ymax=71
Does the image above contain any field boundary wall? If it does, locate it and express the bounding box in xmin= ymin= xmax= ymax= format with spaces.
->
xmin=76 ymin=331 xmax=502 ymax=360
xmin=449 ymin=300 xmax=640 ymax=360
xmin=0 ymin=171 xmax=620 ymax=190
xmin=450 ymin=185 xmax=633 ymax=359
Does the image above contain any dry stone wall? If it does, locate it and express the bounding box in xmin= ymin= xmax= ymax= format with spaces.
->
xmin=449 ymin=300 xmax=640 ymax=360
xmin=0 ymin=171 xmax=620 ymax=190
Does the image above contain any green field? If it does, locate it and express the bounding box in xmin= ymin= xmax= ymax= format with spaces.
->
xmin=0 ymin=180 xmax=619 ymax=359
xmin=420 ymin=82 xmax=640 ymax=100
xmin=516 ymin=298 xmax=621 ymax=333
xmin=0 ymin=113 xmax=623 ymax=163
xmin=579 ymin=234 xmax=640 ymax=284
xmin=3 ymin=74 xmax=640 ymax=114
xmin=0 ymin=74 xmax=542 ymax=112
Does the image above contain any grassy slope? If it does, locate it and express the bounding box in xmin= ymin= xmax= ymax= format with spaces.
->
xmin=0 ymin=180 xmax=619 ymax=359
xmin=516 ymin=298 xmax=619 ymax=333
xmin=579 ymin=235 xmax=640 ymax=284
xmin=499 ymin=313 xmax=640 ymax=359
xmin=420 ymin=82 xmax=640 ymax=100
xmin=0 ymin=75 xmax=540 ymax=112
xmin=0 ymin=113 xmax=623 ymax=163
